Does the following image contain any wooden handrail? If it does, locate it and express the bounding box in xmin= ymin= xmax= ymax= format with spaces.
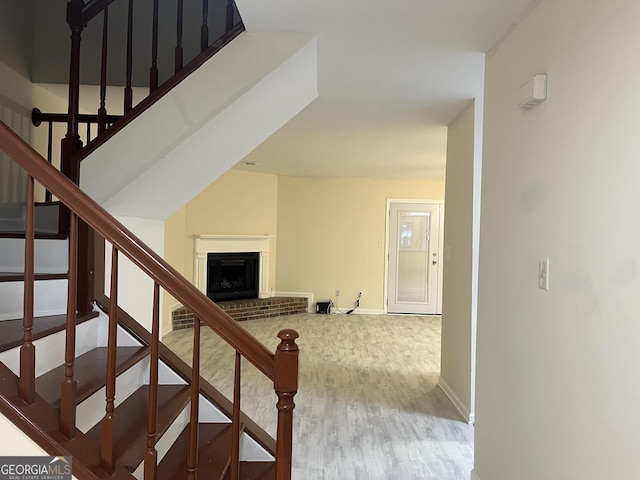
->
xmin=82 ymin=0 xmax=118 ymax=23
xmin=32 ymin=108 xmax=122 ymax=127
xmin=71 ymin=21 xmax=245 ymax=164
xmin=0 ymin=121 xmax=277 ymax=381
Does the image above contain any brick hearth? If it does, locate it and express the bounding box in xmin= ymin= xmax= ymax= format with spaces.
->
xmin=172 ymin=296 xmax=308 ymax=330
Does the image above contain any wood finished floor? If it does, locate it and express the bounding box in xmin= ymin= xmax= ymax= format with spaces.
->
xmin=163 ymin=313 xmax=474 ymax=480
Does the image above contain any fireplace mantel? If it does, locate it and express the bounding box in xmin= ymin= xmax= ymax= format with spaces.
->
xmin=194 ymin=235 xmax=273 ymax=299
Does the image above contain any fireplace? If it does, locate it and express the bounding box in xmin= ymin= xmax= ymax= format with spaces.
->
xmin=206 ymin=252 xmax=259 ymax=302
xmin=194 ymin=235 xmax=273 ymax=300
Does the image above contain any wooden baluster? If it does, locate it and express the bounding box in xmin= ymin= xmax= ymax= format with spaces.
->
xmin=61 ymin=0 xmax=84 ymax=187
xmin=201 ymin=0 xmax=209 ymax=52
xmin=175 ymin=0 xmax=184 ymax=73
xmin=187 ymin=317 xmax=200 ymax=479
xmin=226 ymin=0 xmax=235 ymax=32
xmin=144 ymin=282 xmax=161 ymax=480
xmin=149 ymin=0 xmax=159 ymax=92
xmin=124 ymin=0 xmax=133 ymax=113
xmin=60 ymin=0 xmax=84 ymax=238
xmin=274 ymin=329 xmax=299 ymax=480
xmin=97 ymin=0 xmax=109 ymax=133
xmin=86 ymin=122 xmax=91 ymax=144
xmin=77 ymin=219 xmax=94 ymax=315
xmin=45 ymin=121 xmax=53 ymax=202
xmin=230 ymin=352 xmax=241 ymax=480
xmin=101 ymin=247 xmax=118 ymax=473
xmin=19 ymin=175 xmax=35 ymax=405
xmin=60 ymin=212 xmax=79 ymax=438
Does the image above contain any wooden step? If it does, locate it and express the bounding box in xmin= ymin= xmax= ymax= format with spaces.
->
xmin=0 ymin=232 xmax=67 ymax=240
xmin=157 ymin=423 xmax=232 ymax=480
xmin=36 ymin=346 xmax=150 ymax=407
xmin=85 ymin=384 xmax=191 ymax=472
xmin=0 ymin=311 xmax=97 ymax=352
xmin=0 ymin=362 xmax=135 ymax=480
xmin=0 ymin=272 xmax=68 ymax=282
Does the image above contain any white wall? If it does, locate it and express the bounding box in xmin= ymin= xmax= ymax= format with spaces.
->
xmin=0 ymin=61 xmax=32 ymax=204
xmin=440 ymin=98 xmax=482 ymax=424
xmin=0 ymin=416 xmax=78 ymax=480
xmin=475 ymin=0 xmax=640 ymax=479
xmin=105 ymin=216 xmax=165 ymax=334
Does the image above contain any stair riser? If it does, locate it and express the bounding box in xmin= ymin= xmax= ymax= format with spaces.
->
xmin=0 ymin=315 xmax=102 ymax=377
xmin=0 ymin=237 xmax=68 ymax=274
xmin=77 ymin=357 xmax=151 ymax=433
xmin=132 ymin=407 xmax=191 ymax=480
xmin=0 ymin=279 xmax=68 ymax=321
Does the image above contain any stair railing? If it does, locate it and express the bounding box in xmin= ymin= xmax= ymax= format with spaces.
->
xmin=0 ymin=120 xmax=298 ymax=480
xmin=59 ymin=0 xmax=244 ymax=180
xmin=33 ymin=0 xmax=245 ymax=314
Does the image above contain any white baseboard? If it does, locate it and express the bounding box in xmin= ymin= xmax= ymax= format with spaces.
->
xmin=438 ymin=377 xmax=474 ymax=424
xmin=273 ymin=291 xmax=314 ymax=312
xmin=470 ymin=469 xmax=482 ymax=480
xmin=329 ymin=308 xmax=385 ymax=315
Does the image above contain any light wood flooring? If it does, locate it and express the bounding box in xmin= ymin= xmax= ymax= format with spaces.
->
xmin=163 ymin=313 xmax=474 ymax=480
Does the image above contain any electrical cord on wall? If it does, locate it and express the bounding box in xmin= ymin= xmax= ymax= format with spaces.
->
xmin=346 ymin=291 xmax=362 ymax=314
xmin=329 ymin=292 xmax=362 ymax=314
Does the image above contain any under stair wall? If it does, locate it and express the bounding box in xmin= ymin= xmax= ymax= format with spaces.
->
xmin=80 ymin=31 xmax=318 ymax=221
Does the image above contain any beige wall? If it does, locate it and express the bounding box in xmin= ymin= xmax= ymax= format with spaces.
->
xmin=275 ymin=176 xmax=445 ymax=311
xmin=163 ymin=169 xmax=279 ymax=332
xmin=475 ymin=0 xmax=640 ymax=478
xmin=440 ymin=100 xmax=478 ymax=423
xmin=163 ymin=173 xmax=445 ymax=327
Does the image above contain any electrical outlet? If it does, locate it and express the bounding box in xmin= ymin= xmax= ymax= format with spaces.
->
xmin=335 ymin=289 xmax=340 ymax=297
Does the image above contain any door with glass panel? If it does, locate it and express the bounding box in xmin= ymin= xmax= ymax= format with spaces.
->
xmin=387 ymin=202 xmax=442 ymax=314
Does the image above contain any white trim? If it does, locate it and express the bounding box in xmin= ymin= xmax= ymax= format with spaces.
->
xmin=384 ymin=199 xmax=445 ymax=315
xmin=273 ymin=291 xmax=314 ymax=312
xmin=438 ymin=377 xmax=474 ymax=424
xmin=470 ymin=470 xmax=482 ymax=480
xmin=194 ymin=234 xmax=274 ymax=299
xmin=329 ymin=308 xmax=385 ymax=316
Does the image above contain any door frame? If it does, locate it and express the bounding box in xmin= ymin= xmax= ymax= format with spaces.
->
xmin=384 ymin=199 xmax=445 ymax=314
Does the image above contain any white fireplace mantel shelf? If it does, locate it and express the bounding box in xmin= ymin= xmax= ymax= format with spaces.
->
xmin=194 ymin=234 xmax=274 ymax=299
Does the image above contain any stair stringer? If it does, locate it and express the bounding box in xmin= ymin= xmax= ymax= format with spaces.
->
xmin=80 ymin=31 xmax=318 ymax=221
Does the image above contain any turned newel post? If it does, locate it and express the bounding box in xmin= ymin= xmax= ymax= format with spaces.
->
xmin=274 ymin=329 xmax=299 ymax=480
xmin=63 ymin=0 xmax=93 ymax=314
xmin=62 ymin=0 xmax=85 ymax=186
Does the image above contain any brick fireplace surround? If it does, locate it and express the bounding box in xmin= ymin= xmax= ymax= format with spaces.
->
xmin=172 ymin=296 xmax=308 ymax=330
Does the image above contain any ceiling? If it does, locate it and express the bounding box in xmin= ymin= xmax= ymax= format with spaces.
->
xmin=233 ymin=0 xmax=538 ymax=179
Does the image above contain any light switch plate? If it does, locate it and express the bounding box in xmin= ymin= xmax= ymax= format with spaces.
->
xmin=538 ymin=258 xmax=550 ymax=290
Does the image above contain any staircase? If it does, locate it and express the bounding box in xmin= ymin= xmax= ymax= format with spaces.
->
xmin=0 ymin=310 xmax=277 ymax=479
xmin=0 ymin=121 xmax=299 ymax=479
xmin=0 ymin=1 xmax=307 ymax=477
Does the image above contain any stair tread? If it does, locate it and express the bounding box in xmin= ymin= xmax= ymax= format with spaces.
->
xmin=0 ymin=232 xmax=67 ymax=239
xmin=157 ymin=423 xmax=232 ymax=480
xmin=85 ymin=384 xmax=191 ymax=471
xmin=36 ymin=345 xmax=150 ymax=407
xmin=0 ymin=272 xmax=68 ymax=282
xmin=0 ymin=311 xmax=97 ymax=353
xmin=0 ymin=362 xmax=135 ymax=480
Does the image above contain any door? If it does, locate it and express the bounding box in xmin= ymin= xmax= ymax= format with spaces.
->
xmin=387 ymin=201 xmax=443 ymax=314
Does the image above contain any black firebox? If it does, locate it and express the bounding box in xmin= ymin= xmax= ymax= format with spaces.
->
xmin=206 ymin=252 xmax=259 ymax=302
